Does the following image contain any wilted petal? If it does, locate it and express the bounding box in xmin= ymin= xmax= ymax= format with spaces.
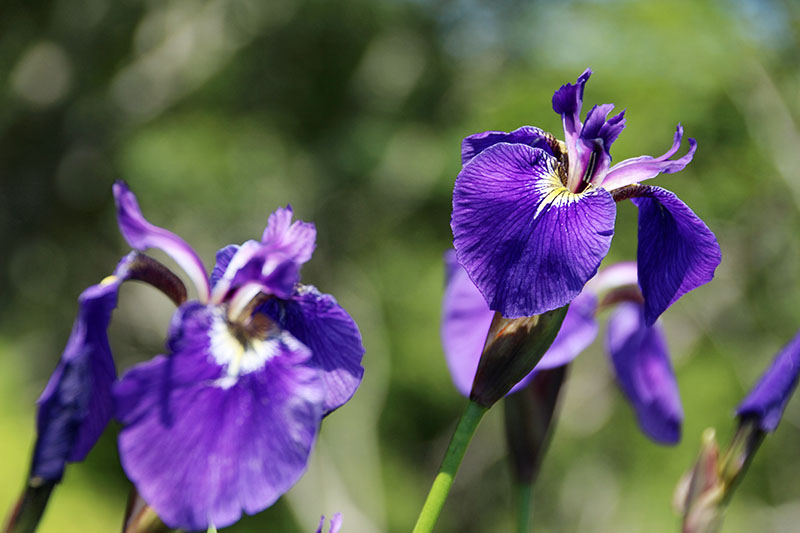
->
xmin=461 ymin=126 xmax=553 ymax=165
xmin=452 ymin=142 xmax=616 ymax=318
xmin=261 ymin=285 xmax=365 ymax=415
xmin=631 ymin=186 xmax=721 ymax=325
xmin=113 ymin=181 xmax=210 ymax=301
xmin=261 ymin=206 xmax=317 ymax=266
xmin=606 ymin=302 xmax=682 ymax=444
xmin=602 ymin=125 xmax=697 ymax=191
xmin=736 ymin=329 xmax=800 ymax=432
xmin=115 ymin=302 xmax=325 ymax=531
xmin=441 ymin=250 xmax=495 ymax=396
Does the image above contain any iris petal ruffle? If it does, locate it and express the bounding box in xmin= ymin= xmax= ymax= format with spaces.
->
xmin=113 ymin=181 xmax=211 ymax=301
xmin=461 ymin=126 xmax=553 ymax=165
xmin=32 ymin=255 xmax=138 ymax=481
xmin=736 ymin=329 xmax=800 ymax=432
xmin=601 ymin=125 xmax=697 ymax=191
xmin=261 ymin=206 xmax=317 ymax=266
xmin=606 ymin=302 xmax=682 ymax=444
xmin=452 ymin=142 xmax=616 ymax=318
xmin=114 ymin=302 xmax=324 ymax=530
xmin=261 ymin=285 xmax=365 ymax=415
xmin=631 ymin=186 xmax=721 ymax=325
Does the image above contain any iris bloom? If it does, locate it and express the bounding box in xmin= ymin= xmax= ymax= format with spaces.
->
xmin=442 ymin=253 xmax=682 ymax=444
xmin=30 ymin=182 xmax=365 ymax=530
xmin=452 ymin=68 xmax=721 ymax=323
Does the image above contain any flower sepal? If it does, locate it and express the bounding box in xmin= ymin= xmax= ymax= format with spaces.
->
xmin=470 ymin=305 xmax=568 ymax=407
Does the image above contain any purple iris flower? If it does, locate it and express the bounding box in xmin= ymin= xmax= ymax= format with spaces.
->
xmin=31 ymin=182 xmax=365 ymax=530
xmin=442 ymin=252 xmax=682 ymax=444
xmin=452 ymin=68 xmax=721 ymax=324
xmin=736 ymin=329 xmax=800 ymax=432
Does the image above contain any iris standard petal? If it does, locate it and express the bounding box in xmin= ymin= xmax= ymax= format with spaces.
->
xmin=552 ymin=68 xmax=592 ymax=156
xmin=441 ymin=250 xmax=495 ymax=396
xmin=601 ymin=125 xmax=697 ymax=191
xmin=261 ymin=285 xmax=365 ymax=415
xmin=113 ymin=181 xmax=211 ymax=301
xmin=736 ymin=329 xmax=800 ymax=432
xmin=606 ymin=302 xmax=682 ymax=444
xmin=631 ymin=186 xmax=721 ymax=325
xmin=210 ymin=240 xmax=300 ymax=303
xmin=452 ymin=142 xmax=616 ymax=318
xmin=261 ymin=206 xmax=317 ymax=266
xmin=461 ymin=126 xmax=553 ymax=165
xmin=114 ymin=302 xmax=325 ymax=531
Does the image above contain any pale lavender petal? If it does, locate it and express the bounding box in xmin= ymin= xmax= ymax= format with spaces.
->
xmin=115 ymin=302 xmax=325 ymax=531
xmin=584 ymin=261 xmax=638 ymax=295
xmin=210 ymin=240 xmax=300 ymax=303
xmin=261 ymin=206 xmax=317 ymax=266
xmin=316 ymin=513 xmax=343 ymax=533
xmin=461 ymin=126 xmax=553 ymax=165
xmin=113 ymin=181 xmax=210 ymax=301
xmin=260 ymin=285 xmax=365 ymax=415
xmin=529 ymin=292 xmax=599 ymax=372
xmin=452 ymin=142 xmax=616 ymax=318
xmin=607 ymin=302 xmax=682 ymax=444
xmin=552 ymin=68 xmax=592 ymax=155
xmin=631 ymin=186 xmax=721 ymax=325
xmin=602 ymin=125 xmax=697 ymax=190
xmin=441 ymin=250 xmax=494 ymax=396
xmin=737 ymin=329 xmax=800 ymax=432
xmin=32 ymin=255 xmax=134 ymax=480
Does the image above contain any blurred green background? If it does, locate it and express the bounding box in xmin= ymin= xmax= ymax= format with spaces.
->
xmin=2 ymin=0 xmax=800 ymax=531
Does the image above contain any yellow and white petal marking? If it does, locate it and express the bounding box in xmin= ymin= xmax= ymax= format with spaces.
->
xmin=208 ymin=308 xmax=304 ymax=388
xmin=532 ymin=159 xmax=584 ymax=219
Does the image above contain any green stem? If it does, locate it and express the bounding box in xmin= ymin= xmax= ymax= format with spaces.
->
xmin=515 ymin=482 xmax=532 ymax=533
xmin=412 ymin=401 xmax=488 ymax=533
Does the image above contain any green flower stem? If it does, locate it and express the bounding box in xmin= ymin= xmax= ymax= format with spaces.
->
xmin=515 ymin=482 xmax=532 ymax=533
xmin=412 ymin=400 xmax=488 ymax=533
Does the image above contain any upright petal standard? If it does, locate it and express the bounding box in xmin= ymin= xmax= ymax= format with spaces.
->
xmin=452 ymin=69 xmax=720 ymax=322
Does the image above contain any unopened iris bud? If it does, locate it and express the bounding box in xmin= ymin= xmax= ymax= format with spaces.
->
xmin=504 ymin=366 xmax=568 ymax=484
xmin=470 ymin=306 xmax=568 ymax=408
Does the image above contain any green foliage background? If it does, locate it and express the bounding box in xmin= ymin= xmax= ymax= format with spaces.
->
xmin=1 ymin=0 xmax=800 ymax=531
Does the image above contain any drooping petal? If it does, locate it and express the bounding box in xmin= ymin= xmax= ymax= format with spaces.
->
xmin=552 ymin=68 xmax=592 ymax=158
xmin=736 ymin=328 xmax=800 ymax=432
xmin=115 ymin=302 xmax=325 ymax=531
xmin=452 ymin=142 xmax=616 ymax=318
xmin=606 ymin=302 xmax=682 ymax=444
xmin=261 ymin=206 xmax=317 ymax=266
xmin=461 ymin=126 xmax=553 ymax=165
xmin=33 ymin=253 xmax=187 ymax=481
xmin=630 ymin=186 xmax=721 ymax=325
xmin=261 ymin=285 xmax=365 ymax=415
xmin=441 ymin=250 xmax=495 ymax=396
xmin=113 ymin=181 xmax=211 ymax=301
xmin=601 ymin=125 xmax=698 ymax=191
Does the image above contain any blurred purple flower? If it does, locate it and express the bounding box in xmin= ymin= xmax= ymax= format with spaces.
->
xmin=442 ymin=253 xmax=682 ymax=444
xmin=452 ymin=68 xmax=720 ymax=323
xmin=736 ymin=329 xmax=800 ymax=432
xmin=316 ymin=513 xmax=343 ymax=533
xmin=31 ymin=182 xmax=365 ymax=530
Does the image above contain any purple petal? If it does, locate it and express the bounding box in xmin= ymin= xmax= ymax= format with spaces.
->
xmin=113 ymin=181 xmax=210 ymax=301
xmin=529 ymin=292 xmax=599 ymax=372
xmin=584 ymin=261 xmax=638 ymax=295
xmin=552 ymin=68 xmax=592 ymax=154
xmin=601 ymin=125 xmax=697 ymax=191
xmin=210 ymin=240 xmax=300 ymax=303
xmin=461 ymin=126 xmax=553 ymax=165
xmin=210 ymin=245 xmax=239 ymax=288
xmin=631 ymin=186 xmax=721 ymax=325
xmin=32 ymin=253 xmax=142 ymax=480
xmin=261 ymin=206 xmax=316 ymax=266
xmin=606 ymin=302 xmax=682 ymax=444
xmin=452 ymin=142 xmax=616 ymax=318
xmin=736 ymin=329 xmax=800 ymax=432
xmin=441 ymin=250 xmax=495 ymax=396
xmin=260 ymin=285 xmax=365 ymax=415
xmin=115 ymin=302 xmax=325 ymax=530
xmin=569 ymin=105 xmax=626 ymax=191
xmin=316 ymin=513 xmax=343 ymax=533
